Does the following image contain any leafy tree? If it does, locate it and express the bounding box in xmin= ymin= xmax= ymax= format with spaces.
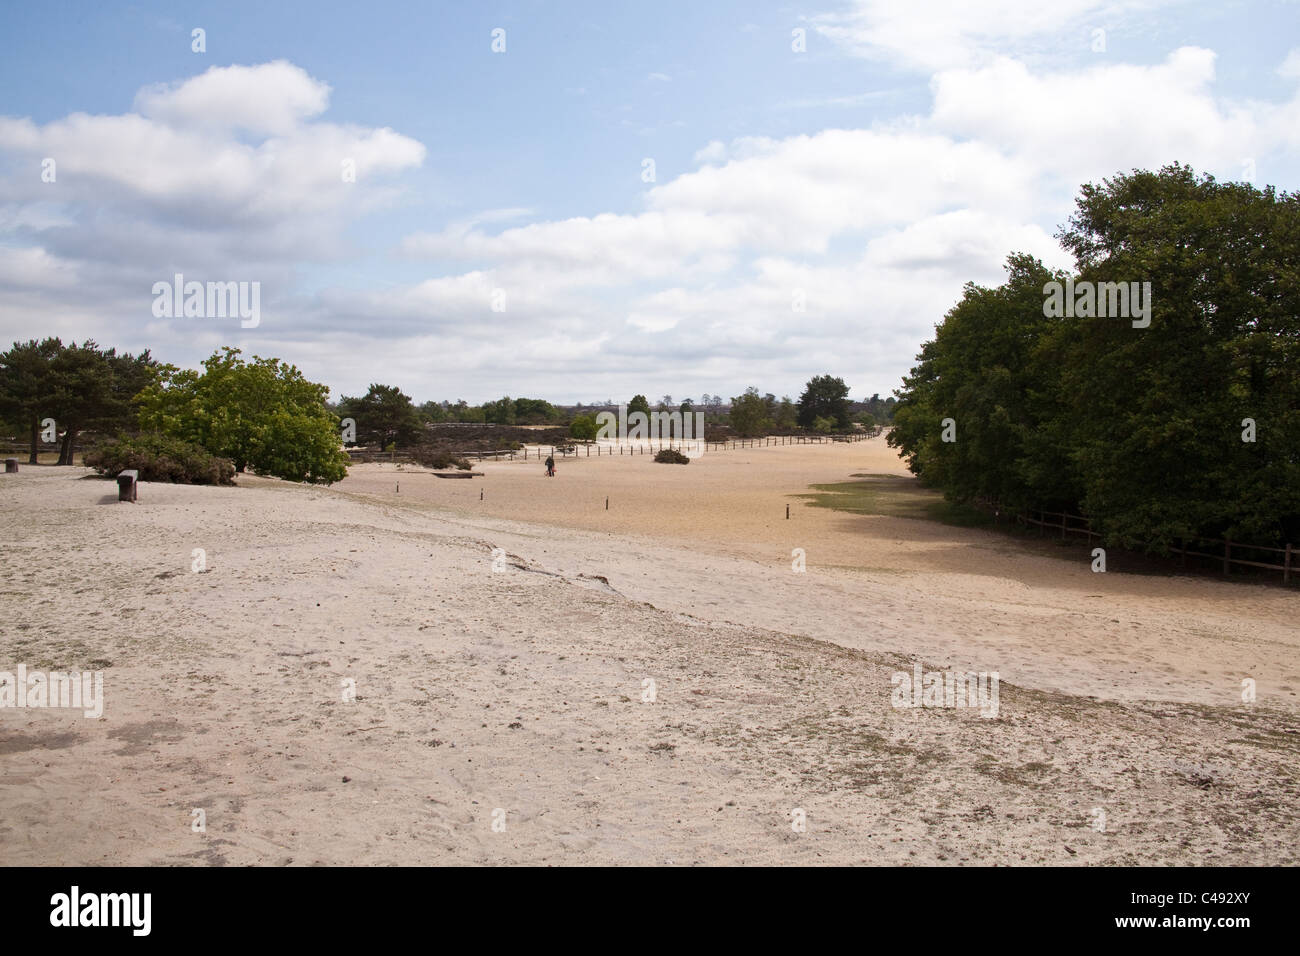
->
xmin=137 ymin=347 xmax=348 ymax=483
xmin=889 ymin=164 xmax=1300 ymax=551
xmin=628 ymin=394 xmax=652 ymax=419
xmin=570 ymin=414 xmax=598 ymax=440
xmin=797 ymin=375 xmax=852 ymax=430
xmin=728 ymin=387 xmax=771 ymax=437
xmin=775 ymin=396 xmax=798 ymax=430
xmin=418 ymin=400 xmax=448 ymax=423
xmin=513 ymin=397 xmax=561 ymax=424
xmin=482 ymin=396 xmax=517 ymax=425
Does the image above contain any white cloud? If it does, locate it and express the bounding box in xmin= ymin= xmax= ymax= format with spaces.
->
xmin=2 ymin=38 xmax=1298 ymax=402
xmin=813 ymin=0 xmax=1181 ymax=72
xmin=133 ymin=61 xmax=330 ymax=134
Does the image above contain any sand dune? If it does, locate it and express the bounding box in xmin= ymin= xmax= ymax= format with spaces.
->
xmin=1 ymin=444 xmax=1297 ymax=865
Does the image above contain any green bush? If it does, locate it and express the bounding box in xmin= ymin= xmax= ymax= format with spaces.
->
xmin=654 ymin=448 xmax=690 ymax=464
xmin=85 ymin=433 xmax=235 ymax=485
xmin=570 ymin=414 xmax=598 ymax=441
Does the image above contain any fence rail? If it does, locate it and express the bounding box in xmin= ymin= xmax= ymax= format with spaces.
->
xmin=1017 ymin=508 xmax=1295 ymax=585
xmin=457 ymin=430 xmax=880 ymax=461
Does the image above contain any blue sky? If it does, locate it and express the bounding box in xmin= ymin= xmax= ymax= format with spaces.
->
xmin=2 ymin=0 xmax=1298 ymax=404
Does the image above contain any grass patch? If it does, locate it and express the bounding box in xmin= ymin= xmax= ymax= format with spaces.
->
xmin=796 ymin=473 xmax=993 ymax=527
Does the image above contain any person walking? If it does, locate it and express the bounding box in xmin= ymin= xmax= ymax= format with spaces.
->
xmin=544 ymin=454 xmax=555 ymax=477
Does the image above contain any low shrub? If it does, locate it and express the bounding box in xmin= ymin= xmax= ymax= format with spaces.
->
xmin=654 ymin=448 xmax=690 ymax=464
xmin=412 ymin=447 xmax=472 ymax=470
xmin=85 ymin=433 xmax=235 ymax=485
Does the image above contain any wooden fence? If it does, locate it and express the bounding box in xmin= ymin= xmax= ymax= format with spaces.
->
xmin=471 ymin=430 xmax=879 ymax=461
xmin=1018 ymin=508 xmax=1295 ymax=585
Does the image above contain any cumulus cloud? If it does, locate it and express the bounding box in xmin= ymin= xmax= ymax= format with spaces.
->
xmin=133 ymin=61 xmax=331 ymax=134
xmin=0 ymin=60 xmax=425 ymax=352
xmin=1 ymin=39 xmax=1297 ymax=402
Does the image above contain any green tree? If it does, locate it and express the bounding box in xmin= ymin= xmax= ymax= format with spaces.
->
xmin=889 ymin=164 xmax=1300 ymax=552
xmin=418 ymin=400 xmax=448 ymax=423
xmin=774 ymin=396 xmax=798 ymax=431
xmin=628 ymin=394 xmax=652 ymax=419
xmin=0 ymin=338 xmax=61 ymax=463
xmin=728 ymin=387 xmax=771 ymax=437
xmin=338 ymin=384 xmax=424 ymax=449
xmin=137 ymin=347 xmax=348 ymax=483
xmin=482 ymin=396 xmax=517 ymax=425
xmin=570 ymin=414 xmax=598 ymax=440
xmin=797 ymin=375 xmax=852 ymax=430
xmin=514 ymin=397 xmax=561 ymax=424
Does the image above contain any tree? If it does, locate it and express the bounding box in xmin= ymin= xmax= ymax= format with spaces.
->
xmin=0 ymin=339 xmax=157 ymax=465
xmin=513 ymin=397 xmax=561 ymax=424
xmin=889 ymin=164 xmax=1300 ymax=552
xmin=797 ymin=375 xmax=852 ymax=430
xmin=570 ymin=414 xmax=598 ymax=440
xmin=418 ymin=400 xmax=448 ymax=423
xmin=775 ymin=396 xmax=798 ymax=430
xmin=482 ymin=396 xmax=517 ymax=425
xmin=628 ymin=394 xmax=652 ymax=419
xmin=0 ymin=338 xmax=61 ymax=463
xmin=338 ymin=384 xmax=424 ymax=449
xmin=728 ymin=387 xmax=771 ymax=437
xmin=137 ymin=347 xmax=348 ymax=483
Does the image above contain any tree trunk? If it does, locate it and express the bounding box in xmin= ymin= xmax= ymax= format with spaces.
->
xmin=28 ymin=415 xmax=38 ymax=464
xmin=58 ymin=427 xmax=76 ymax=466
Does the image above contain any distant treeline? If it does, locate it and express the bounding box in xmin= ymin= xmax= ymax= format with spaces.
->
xmin=889 ymin=164 xmax=1300 ymax=550
xmin=0 ymin=336 xmax=881 ymax=483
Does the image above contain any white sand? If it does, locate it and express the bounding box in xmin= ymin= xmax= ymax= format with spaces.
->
xmin=1 ymin=443 xmax=1297 ymax=865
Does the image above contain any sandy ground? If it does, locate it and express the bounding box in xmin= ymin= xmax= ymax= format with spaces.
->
xmin=1 ymin=441 xmax=1297 ymax=865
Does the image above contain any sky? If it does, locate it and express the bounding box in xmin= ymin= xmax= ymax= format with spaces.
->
xmin=1 ymin=0 xmax=1298 ymax=405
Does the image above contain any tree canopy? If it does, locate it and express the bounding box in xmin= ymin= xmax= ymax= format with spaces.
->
xmin=137 ymin=347 xmax=348 ymax=484
xmin=889 ymin=165 xmax=1300 ymax=550
xmin=797 ymin=375 xmax=852 ymax=430
xmin=338 ymin=384 xmax=424 ymax=449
